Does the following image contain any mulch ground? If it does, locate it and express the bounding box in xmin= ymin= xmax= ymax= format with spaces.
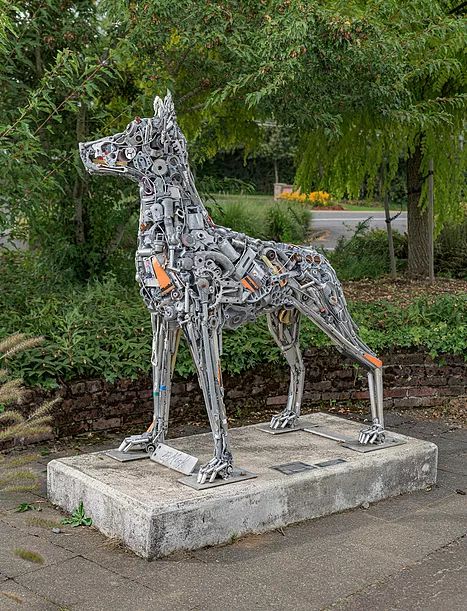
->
xmin=343 ymin=277 xmax=467 ymax=306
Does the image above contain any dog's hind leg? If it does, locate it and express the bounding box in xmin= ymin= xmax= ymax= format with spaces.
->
xmin=291 ymin=296 xmax=386 ymax=444
xmin=268 ymin=308 xmax=305 ymax=430
xmin=118 ymin=314 xmax=180 ymax=454
xmin=183 ymin=313 xmax=233 ymax=484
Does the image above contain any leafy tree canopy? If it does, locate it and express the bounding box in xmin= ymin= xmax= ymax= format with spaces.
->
xmin=0 ymin=0 xmax=465 ymax=281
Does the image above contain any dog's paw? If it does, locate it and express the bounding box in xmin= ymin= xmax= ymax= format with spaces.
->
xmin=270 ymin=410 xmax=298 ymax=430
xmin=358 ymin=420 xmax=386 ymax=445
xmin=197 ymin=457 xmax=233 ymax=484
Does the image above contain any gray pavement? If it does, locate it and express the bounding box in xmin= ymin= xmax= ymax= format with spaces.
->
xmin=310 ymin=210 xmax=407 ymax=250
xmin=0 ymin=411 xmax=465 ymax=611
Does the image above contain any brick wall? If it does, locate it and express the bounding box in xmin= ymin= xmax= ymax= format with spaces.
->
xmin=14 ymin=348 xmax=467 ymax=444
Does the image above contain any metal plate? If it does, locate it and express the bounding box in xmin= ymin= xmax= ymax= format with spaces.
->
xmin=303 ymin=427 xmax=354 ymax=443
xmin=342 ymin=438 xmax=407 ymax=453
xmin=315 ymin=458 xmax=348 ymax=468
xmin=257 ymin=426 xmax=303 ymax=435
xmin=271 ymin=461 xmax=317 ymax=475
xmin=105 ymin=449 xmax=149 ymax=462
xmin=178 ymin=468 xmax=257 ymax=491
xmin=150 ymin=443 xmax=198 ymax=475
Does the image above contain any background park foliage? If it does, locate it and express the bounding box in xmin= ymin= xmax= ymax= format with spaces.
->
xmin=0 ymin=1 xmax=466 ymax=390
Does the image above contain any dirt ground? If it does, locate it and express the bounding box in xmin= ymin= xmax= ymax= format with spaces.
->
xmin=343 ymin=277 xmax=467 ymax=305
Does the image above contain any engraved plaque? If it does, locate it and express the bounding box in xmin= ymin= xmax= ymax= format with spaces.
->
xmin=271 ymin=461 xmax=316 ymax=475
xmin=150 ymin=443 xmax=198 ymax=475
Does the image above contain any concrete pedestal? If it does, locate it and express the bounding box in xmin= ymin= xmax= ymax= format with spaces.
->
xmin=47 ymin=414 xmax=437 ymax=559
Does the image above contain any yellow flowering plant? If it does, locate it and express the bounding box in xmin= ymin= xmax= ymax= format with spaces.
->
xmin=279 ymin=190 xmax=332 ymax=206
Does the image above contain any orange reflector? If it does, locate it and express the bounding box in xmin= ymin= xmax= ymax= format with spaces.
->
xmin=241 ymin=277 xmax=257 ymax=292
xmin=152 ymin=257 xmax=172 ymax=289
xmin=364 ymin=353 xmax=383 ymax=368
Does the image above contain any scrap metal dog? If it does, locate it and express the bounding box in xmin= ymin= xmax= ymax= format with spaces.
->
xmin=80 ymin=93 xmax=386 ymax=484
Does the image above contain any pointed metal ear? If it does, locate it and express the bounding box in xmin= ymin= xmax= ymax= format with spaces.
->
xmin=164 ymin=90 xmax=175 ymax=116
xmin=153 ymin=95 xmax=163 ymax=116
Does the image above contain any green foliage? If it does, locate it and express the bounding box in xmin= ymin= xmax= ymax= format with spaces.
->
xmin=0 ymin=331 xmax=60 ymax=493
xmin=210 ymin=195 xmax=311 ymax=243
xmin=0 ymin=1 xmax=465 ymax=283
xmin=435 ymin=215 xmax=467 ymax=279
xmin=61 ymin=501 xmax=92 ymax=527
xmin=327 ymin=216 xmax=467 ymax=281
xmin=198 ymin=176 xmax=256 ymax=195
xmin=294 ymin=2 xmax=466 ymax=234
xmin=15 ymin=502 xmax=41 ymax=513
xmin=266 ymin=202 xmax=310 ymax=243
xmin=328 ymin=223 xmax=408 ymax=280
xmin=0 ymin=1 xmax=140 ymax=281
xmin=0 ymin=252 xmax=465 ymax=388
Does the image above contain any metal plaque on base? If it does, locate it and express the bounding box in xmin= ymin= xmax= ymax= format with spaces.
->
xmin=178 ymin=468 xmax=257 ymax=491
xmin=342 ymin=438 xmax=407 ymax=453
xmin=258 ymin=426 xmax=303 ymax=435
xmin=105 ymin=449 xmax=149 ymax=462
xmin=150 ymin=443 xmax=198 ymax=475
xmin=271 ymin=461 xmax=316 ymax=475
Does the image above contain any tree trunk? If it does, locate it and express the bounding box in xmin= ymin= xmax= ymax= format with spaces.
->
xmin=427 ymin=158 xmax=435 ymax=282
xmin=407 ymin=141 xmax=430 ymax=278
xmin=273 ymin=159 xmax=279 ymax=184
xmin=383 ymin=188 xmax=397 ymax=280
xmin=381 ymin=160 xmax=397 ymax=280
xmin=73 ymin=104 xmax=87 ymax=245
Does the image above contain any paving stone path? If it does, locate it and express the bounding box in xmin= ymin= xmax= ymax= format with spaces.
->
xmin=0 ymin=412 xmax=465 ymax=610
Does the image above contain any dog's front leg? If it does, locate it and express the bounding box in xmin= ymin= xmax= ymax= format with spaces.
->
xmin=118 ymin=314 xmax=180 ymax=454
xmin=183 ymin=312 xmax=233 ymax=484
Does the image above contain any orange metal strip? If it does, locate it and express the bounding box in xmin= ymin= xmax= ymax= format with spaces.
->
xmin=152 ymin=258 xmax=172 ymax=289
xmin=364 ymin=353 xmax=383 ymax=368
xmin=241 ymin=277 xmax=255 ymax=292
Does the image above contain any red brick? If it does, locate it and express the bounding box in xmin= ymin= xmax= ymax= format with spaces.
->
xmin=425 ymin=376 xmax=447 ymax=386
xmin=385 ymin=388 xmax=409 ymax=398
xmin=94 ymin=417 xmax=121 ymax=430
xmin=410 ymin=387 xmax=437 ymax=397
xmin=439 ymin=386 xmax=465 ymax=396
xmin=353 ymin=391 xmax=369 ymax=400
xmin=266 ymin=395 xmax=288 ymax=406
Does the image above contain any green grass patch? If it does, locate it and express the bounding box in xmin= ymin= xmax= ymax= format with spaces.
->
xmin=209 ymin=193 xmax=311 ymax=243
xmin=14 ymin=548 xmax=44 ymax=564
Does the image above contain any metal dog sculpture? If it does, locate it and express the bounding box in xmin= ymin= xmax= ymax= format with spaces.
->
xmin=80 ymin=93 xmax=386 ymax=484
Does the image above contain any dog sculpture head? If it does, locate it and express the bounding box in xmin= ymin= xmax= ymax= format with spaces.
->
xmin=79 ymin=92 xmax=186 ymax=183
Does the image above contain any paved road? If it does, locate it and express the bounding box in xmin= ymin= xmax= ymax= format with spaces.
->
xmin=310 ymin=210 xmax=407 ymax=250
xmin=1 ymin=411 xmax=465 ymax=610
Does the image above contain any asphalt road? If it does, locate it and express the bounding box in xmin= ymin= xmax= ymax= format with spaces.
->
xmin=310 ymin=210 xmax=407 ymax=250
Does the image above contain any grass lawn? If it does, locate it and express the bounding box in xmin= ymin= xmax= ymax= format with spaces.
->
xmin=209 ymin=193 xmax=403 ymax=213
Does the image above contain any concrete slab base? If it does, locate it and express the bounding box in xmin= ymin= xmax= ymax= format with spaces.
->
xmin=47 ymin=413 xmax=438 ymax=559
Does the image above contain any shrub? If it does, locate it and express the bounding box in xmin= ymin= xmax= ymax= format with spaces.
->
xmin=198 ymin=176 xmax=256 ymax=195
xmin=266 ymin=202 xmax=310 ymax=243
xmin=212 ymin=201 xmax=264 ymax=239
xmin=328 ymin=216 xmax=467 ymax=281
xmin=435 ymin=216 xmax=467 ymax=279
xmin=328 ymin=223 xmax=408 ymax=280
xmin=0 ymin=333 xmax=59 ymax=491
xmin=0 ymin=266 xmax=465 ymax=389
xmin=210 ymin=197 xmax=311 ymax=244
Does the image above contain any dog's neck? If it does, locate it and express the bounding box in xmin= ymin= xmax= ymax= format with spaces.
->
xmin=137 ymin=159 xmax=211 ymax=251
